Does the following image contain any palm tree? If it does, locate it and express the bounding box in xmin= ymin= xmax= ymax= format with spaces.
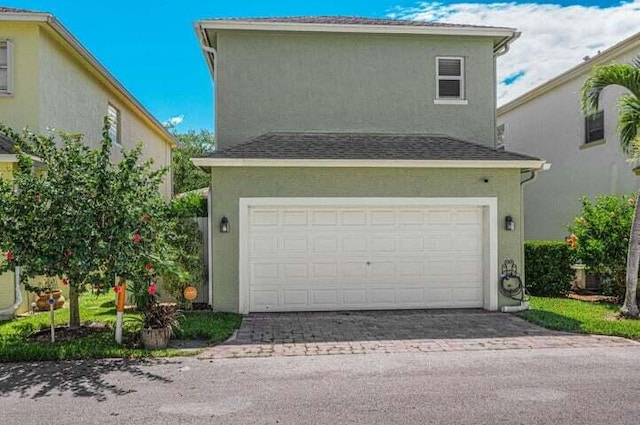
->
xmin=582 ymin=57 xmax=640 ymax=318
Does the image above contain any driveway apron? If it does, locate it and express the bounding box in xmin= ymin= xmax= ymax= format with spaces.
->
xmin=199 ymin=309 xmax=637 ymax=359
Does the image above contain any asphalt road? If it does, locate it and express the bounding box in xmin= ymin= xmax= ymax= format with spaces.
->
xmin=2 ymin=346 xmax=640 ymax=424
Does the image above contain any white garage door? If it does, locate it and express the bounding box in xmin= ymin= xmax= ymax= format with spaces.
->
xmin=243 ymin=200 xmax=486 ymax=312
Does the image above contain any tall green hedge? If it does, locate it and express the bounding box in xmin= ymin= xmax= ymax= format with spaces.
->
xmin=524 ymin=241 xmax=576 ymax=296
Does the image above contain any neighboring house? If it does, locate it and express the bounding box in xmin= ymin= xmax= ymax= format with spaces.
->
xmin=0 ymin=7 xmax=176 ymax=319
xmin=498 ymin=31 xmax=640 ymax=240
xmin=193 ymin=17 xmax=546 ymax=314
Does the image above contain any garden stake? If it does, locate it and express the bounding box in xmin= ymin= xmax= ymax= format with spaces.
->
xmin=49 ymin=294 xmax=55 ymax=343
xmin=115 ymin=280 xmax=126 ymax=344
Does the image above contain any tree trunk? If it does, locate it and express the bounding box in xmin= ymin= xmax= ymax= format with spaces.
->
xmin=68 ymin=285 xmax=81 ymax=329
xmin=621 ymin=190 xmax=640 ymax=318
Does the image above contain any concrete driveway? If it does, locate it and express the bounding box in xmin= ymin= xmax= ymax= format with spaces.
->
xmin=199 ymin=309 xmax=637 ymax=359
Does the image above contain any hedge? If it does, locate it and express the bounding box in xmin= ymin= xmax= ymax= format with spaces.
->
xmin=524 ymin=240 xmax=575 ymax=296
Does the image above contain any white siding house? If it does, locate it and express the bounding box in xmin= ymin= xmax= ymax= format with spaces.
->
xmin=498 ymin=32 xmax=640 ymax=240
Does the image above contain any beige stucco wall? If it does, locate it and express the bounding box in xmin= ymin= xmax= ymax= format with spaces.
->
xmin=37 ymin=27 xmax=173 ymax=198
xmin=209 ymin=167 xmax=524 ymax=313
xmin=215 ymin=31 xmax=497 ymax=149
xmin=0 ymin=23 xmax=40 ymax=131
xmin=498 ymin=49 xmax=639 ymax=240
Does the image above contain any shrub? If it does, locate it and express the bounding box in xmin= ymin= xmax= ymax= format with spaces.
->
xmin=568 ymin=194 xmax=635 ymax=299
xmin=170 ymin=192 xmax=207 ymax=218
xmin=524 ymin=241 xmax=576 ymax=296
xmin=161 ymin=195 xmax=206 ymax=306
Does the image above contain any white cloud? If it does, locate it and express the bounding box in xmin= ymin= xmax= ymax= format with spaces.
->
xmin=164 ymin=115 xmax=184 ymax=127
xmin=392 ymin=1 xmax=640 ymax=105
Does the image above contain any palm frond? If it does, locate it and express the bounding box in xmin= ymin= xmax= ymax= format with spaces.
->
xmin=581 ymin=63 xmax=640 ymax=115
xmin=618 ymin=94 xmax=640 ymax=153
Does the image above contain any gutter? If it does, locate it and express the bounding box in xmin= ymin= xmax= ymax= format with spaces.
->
xmin=494 ymin=31 xmax=521 ymax=57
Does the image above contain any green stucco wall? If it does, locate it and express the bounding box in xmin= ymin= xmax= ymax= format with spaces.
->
xmin=209 ymin=167 xmax=524 ymax=313
xmin=215 ymin=31 xmax=497 ymax=148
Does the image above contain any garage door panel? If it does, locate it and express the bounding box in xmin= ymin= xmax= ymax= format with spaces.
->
xmin=247 ymin=203 xmax=485 ymax=312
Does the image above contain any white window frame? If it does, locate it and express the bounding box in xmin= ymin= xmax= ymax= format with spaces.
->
xmin=0 ymin=39 xmax=14 ymax=96
xmin=107 ymin=103 xmax=121 ymax=146
xmin=435 ymin=56 xmax=467 ymax=105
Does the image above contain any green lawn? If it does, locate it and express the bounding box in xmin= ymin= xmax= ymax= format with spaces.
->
xmin=518 ymin=296 xmax=640 ymax=339
xmin=0 ymin=294 xmax=241 ymax=363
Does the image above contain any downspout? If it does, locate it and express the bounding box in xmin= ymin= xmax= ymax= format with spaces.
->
xmin=0 ymin=267 xmax=22 ymax=320
xmin=501 ymin=164 xmax=550 ymax=313
xmin=0 ymin=175 xmax=26 ymax=320
xmin=207 ymin=187 xmax=213 ymax=309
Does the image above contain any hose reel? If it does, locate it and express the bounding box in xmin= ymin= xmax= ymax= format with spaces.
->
xmin=499 ymin=259 xmax=525 ymax=301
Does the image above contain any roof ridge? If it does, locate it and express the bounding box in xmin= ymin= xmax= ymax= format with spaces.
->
xmin=202 ymin=16 xmax=514 ymax=31
xmin=0 ymin=6 xmax=38 ymax=13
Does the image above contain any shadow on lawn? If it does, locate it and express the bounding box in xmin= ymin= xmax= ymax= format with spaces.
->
xmin=518 ymin=310 xmax=586 ymax=333
xmin=0 ymin=358 xmax=177 ymax=402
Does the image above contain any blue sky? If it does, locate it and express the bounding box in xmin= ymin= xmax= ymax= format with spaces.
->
xmin=4 ymin=0 xmax=639 ymax=132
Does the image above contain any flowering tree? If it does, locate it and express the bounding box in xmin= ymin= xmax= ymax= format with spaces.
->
xmin=0 ymin=121 xmax=175 ymax=328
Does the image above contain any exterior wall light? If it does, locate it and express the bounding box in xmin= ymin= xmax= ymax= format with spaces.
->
xmin=220 ymin=216 xmax=230 ymax=233
xmin=505 ymin=215 xmax=515 ymax=231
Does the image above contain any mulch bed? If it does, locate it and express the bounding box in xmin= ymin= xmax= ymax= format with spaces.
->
xmin=568 ymin=291 xmax=619 ymax=304
xmin=28 ymin=322 xmax=110 ymax=342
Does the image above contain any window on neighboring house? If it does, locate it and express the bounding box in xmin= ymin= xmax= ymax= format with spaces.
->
xmin=107 ymin=103 xmax=121 ymax=145
xmin=496 ymin=124 xmax=505 ymax=149
xmin=585 ymin=111 xmax=604 ymax=144
xmin=0 ymin=40 xmax=13 ymax=95
xmin=436 ymin=57 xmax=465 ymax=102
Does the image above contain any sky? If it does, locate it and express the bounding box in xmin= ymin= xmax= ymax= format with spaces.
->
xmin=4 ymin=0 xmax=640 ymax=132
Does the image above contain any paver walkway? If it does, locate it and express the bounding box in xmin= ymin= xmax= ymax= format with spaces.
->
xmin=198 ymin=310 xmax=638 ymax=359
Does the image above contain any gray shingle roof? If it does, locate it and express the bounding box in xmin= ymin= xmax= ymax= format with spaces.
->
xmin=204 ymin=133 xmax=540 ymax=162
xmin=0 ymin=6 xmax=35 ymax=13
xmin=0 ymin=134 xmax=16 ymax=155
xmin=210 ymin=16 xmax=511 ymax=31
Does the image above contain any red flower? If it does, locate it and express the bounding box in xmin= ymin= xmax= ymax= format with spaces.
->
xmin=145 ymin=263 xmax=154 ymax=272
xmin=34 ymin=194 xmax=41 ymax=201
xmin=148 ymin=282 xmax=157 ymax=296
xmin=141 ymin=214 xmax=150 ymax=222
xmin=132 ymin=233 xmax=142 ymax=244
xmin=113 ymin=285 xmax=122 ymax=294
xmin=5 ymin=251 xmax=14 ymax=261
xmin=65 ymin=249 xmax=72 ymax=257
xmin=61 ymin=278 xmax=69 ymax=286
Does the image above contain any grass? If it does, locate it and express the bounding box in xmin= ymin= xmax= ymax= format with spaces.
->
xmin=0 ymin=294 xmax=241 ymax=363
xmin=518 ymin=296 xmax=640 ymax=339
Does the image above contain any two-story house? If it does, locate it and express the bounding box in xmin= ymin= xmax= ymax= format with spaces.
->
xmin=192 ymin=17 xmax=546 ymax=314
xmin=0 ymin=7 xmax=175 ymax=319
xmin=498 ymin=31 xmax=640 ymax=240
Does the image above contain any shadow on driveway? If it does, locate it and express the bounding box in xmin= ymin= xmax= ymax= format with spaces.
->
xmin=231 ymin=309 xmax=575 ymax=345
xmin=0 ymin=358 xmax=177 ymax=401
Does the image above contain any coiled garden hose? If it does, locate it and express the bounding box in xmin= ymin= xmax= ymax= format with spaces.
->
xmin=499 ymin=259 xmax=526 ymax=302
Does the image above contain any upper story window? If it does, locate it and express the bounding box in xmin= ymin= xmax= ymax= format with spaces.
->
xmin=107 ymin=103 xmax=121 ymax=145
xmin=435 ymin=57 xmax=466 ymax=104
xmin=585 ymin=110 xmax=604 ymax=144
xmin=0 ymin=40 xmax=13 ymax=95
